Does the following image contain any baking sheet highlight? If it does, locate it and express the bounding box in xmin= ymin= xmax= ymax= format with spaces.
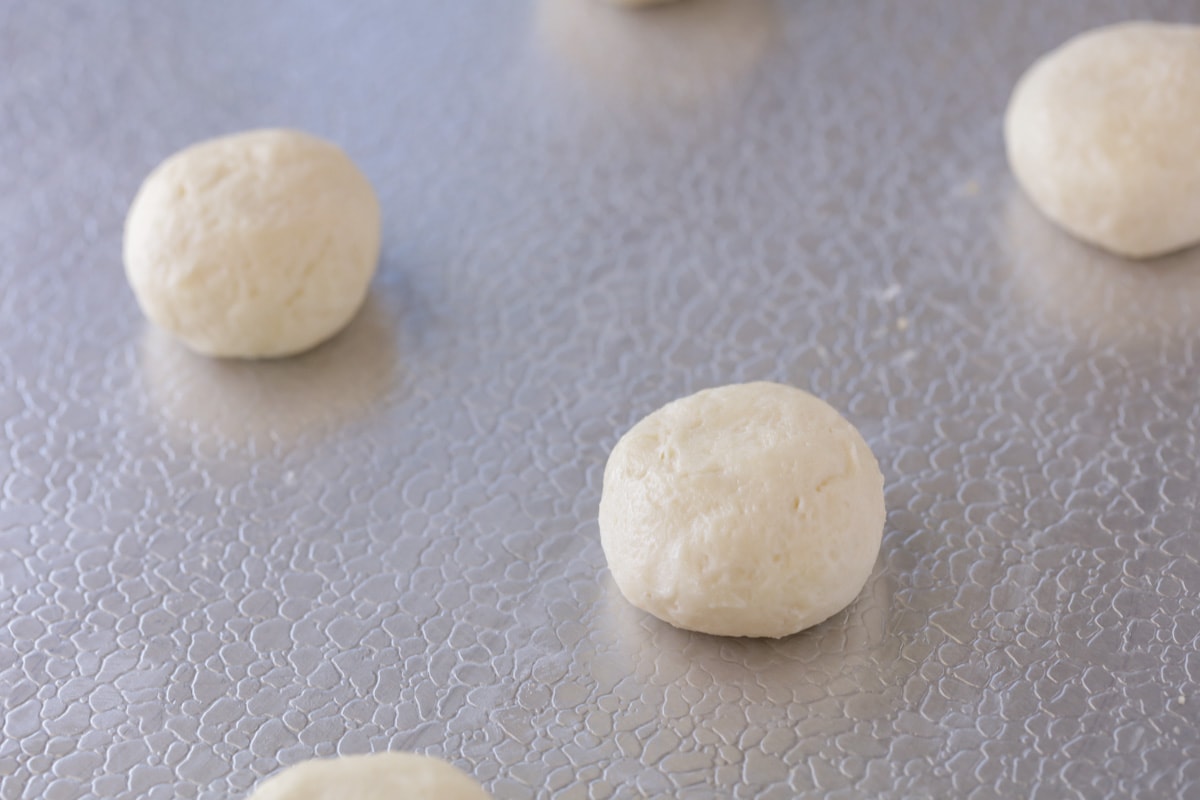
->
xmin=2 ymin=2 xmax=1199 ymax=798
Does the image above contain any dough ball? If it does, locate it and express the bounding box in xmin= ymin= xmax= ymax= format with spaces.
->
xmin=606 ymin=0 xmax=682 ymax=7
xmin=538 ymin=0 xmax=775 ymax=109
xmin=599 ymin=382 xmax=885 ymax=639
xmin=1004 ymin=22 xmax=1200 ymax=259
xmin=124 ymin=129 xmax=381 ymax=358
xmin=247 ymin=753 xmax=490 ymax=800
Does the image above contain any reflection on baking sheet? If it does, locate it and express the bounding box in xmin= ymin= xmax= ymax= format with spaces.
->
xmin=1004 ymin=187 xmax=1200 ymax=342
xmin=537 ymin=0 xmax=777 ymax=109
xmin=138 ymin=296 xmax=398 ymax=447
xmin=595 ymin=570 xmax=890 ymax=688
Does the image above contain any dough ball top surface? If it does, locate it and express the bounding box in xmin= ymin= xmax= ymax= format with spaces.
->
xmin=1005 ymin=22 xmax=1200 ymax=258
xmin=599 ymin=382 xmax=886 ymax=639
xmin=123 ymin=128 xmax=381 ymax=358
xmin=246 ymin=752 xmax=490 ymax=800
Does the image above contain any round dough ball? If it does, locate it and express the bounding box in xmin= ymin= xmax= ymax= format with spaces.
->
xmin=247 ymin=753 xmax=491 ymax=800
xmin=1004 ymin=22 xmax=1200 ymax=259
xmin=599 ymin=382 xmax=885 ymax=639
xmin=124 ymin=129 xmax=381 ymax=358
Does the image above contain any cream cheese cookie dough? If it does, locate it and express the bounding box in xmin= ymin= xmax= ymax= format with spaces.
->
xmin=599 ymin=382 xmax=885 ymax=639
xmin=1005 ymin=22 xmax=1200 ymax=259
xmin=124 ymin=129 xmax=381 ymax=358
xmin=246 ymin=752 xmax=491 ymax=800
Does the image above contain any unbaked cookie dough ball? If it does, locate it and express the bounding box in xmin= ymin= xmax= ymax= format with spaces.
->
xmin=247 ymin=753 xmax=491 ymax=800
xmin=607 ymin=0 xmax=682 ymax=7
xmin=1005 ymin=22 xmax=1200 ymax=259
xmin=538 ymin=0 xmax=774 ymax=109
xmin=599 ymin=382 xmax=885 ymax=639
xmin=124 ymin=129 xmax=381 ymax=358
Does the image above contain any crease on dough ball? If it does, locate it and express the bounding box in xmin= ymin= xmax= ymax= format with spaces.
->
xmin=124 ymin=128 xmax=381 ymax=358
xmin=246 ymin=752 xmax=491 ymax=800
xmin=1004 ymin=22 xmax=1200 ymax=259
xmin=599 ymin=382 xmax=886 ymax=639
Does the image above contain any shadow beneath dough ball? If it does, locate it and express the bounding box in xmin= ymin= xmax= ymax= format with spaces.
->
xmin=598 ymin=570 xmax=891 ymax=689
xmin=138 ymin=295 xmax=399 ymax=449
xmin=1002 ymin=186 xmax=1200 ymax=344
xmin=536 ymin=0 xmax=779 ymax=111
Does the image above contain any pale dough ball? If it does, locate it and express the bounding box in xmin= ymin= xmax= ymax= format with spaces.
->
xmin=247 ymin=753 xmax=490 ymax=800
xmin=599 ymin=382 xmax=885 ymax=639
xmin=539 ymin=0 xmax=774 ymax=109
xmin=124 ymin=129 xmax=381 ymax=358
xmin=1004 ymin=22 xmax=1200 ymax=259
xmin=606 ymin=0 xmax=682 ymax=6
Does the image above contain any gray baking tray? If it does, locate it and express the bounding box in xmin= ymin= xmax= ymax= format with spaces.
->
xmin=2 ymin=1 xmax=1199 ymax=798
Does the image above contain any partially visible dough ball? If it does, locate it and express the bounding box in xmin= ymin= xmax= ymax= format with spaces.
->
xmin=538 ymin=0 xmax=774 ymax=109
xmin=606 ymin=0 xmax=682 ymax=6
xmin=247 ymin=753 xmax=491 ymax=800
xmin=124 ymin=129 xmax=381 ymax=358
xmin=599 ymin=382 xmax=885 ymax=639
xmin=1004 ymin=22 xmax=1200 ymax=259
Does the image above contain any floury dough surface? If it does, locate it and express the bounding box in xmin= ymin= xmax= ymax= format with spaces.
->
xmin=10 ymin=4 xmax=1200 ymax=799
xmin=599 ymin=382 xmax=886 ymax=639
xmin=123 ymin=129 xmax=381 ymax=358
xmin=1004 ymin=22 xmax=1200 ymax=259
xmin=245 ymin=753 xmax=491 ymax=800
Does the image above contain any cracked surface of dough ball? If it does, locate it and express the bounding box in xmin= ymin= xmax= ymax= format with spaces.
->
xmin=246 ymin=753 xmax=490 ymax=800
xmin=599 ymin=382 xmax=885 ymax=639
xmin=1004 ymin=22 xmax=1200 ymax=259
xmin=124 ymin=129 xmax=381 ymax=358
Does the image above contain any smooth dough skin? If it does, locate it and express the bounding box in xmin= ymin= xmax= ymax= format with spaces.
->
xmin=124 ymin=129 xmax=381 ymax=358
xmin=599 ymin=382 xmax=885 ymax=639
xmin=246 ymin=753 xmax=491 ymax=800
xmin=1004 ymin=22 xmax=1200 ymax=259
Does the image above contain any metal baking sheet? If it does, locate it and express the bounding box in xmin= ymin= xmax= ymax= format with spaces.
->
xmin=3 ymin=2 xmax=1200 ymax=798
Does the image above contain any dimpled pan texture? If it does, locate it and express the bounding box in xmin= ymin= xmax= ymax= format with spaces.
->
xmin=2 ymin=2 xmax=1199 ymax=799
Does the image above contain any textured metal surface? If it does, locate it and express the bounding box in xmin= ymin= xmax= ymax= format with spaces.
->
xmin=2 ymin=1 xmax=1200 ymax=798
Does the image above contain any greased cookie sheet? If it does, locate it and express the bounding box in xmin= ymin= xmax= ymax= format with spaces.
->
xmin=2 ymin=2 xmax=1199 ymax=798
